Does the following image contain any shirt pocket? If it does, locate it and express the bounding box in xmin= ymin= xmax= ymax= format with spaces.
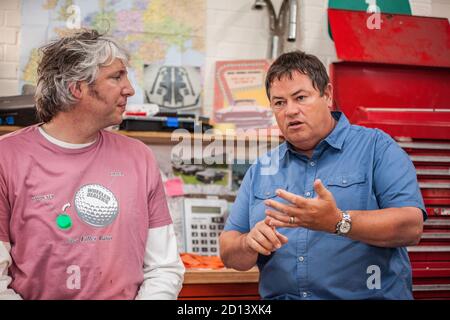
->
xmin=254 ymin=185 xmax=286 ymax=200
xmin=251 ymin=183 xmax=287 ymax=229
xmin=326 ymin=172 xmax=367 ymax=210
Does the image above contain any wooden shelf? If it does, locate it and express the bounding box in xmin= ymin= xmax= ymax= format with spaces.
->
xmin=118 ymin=130 xmax=283 ymax=145
xmin=180 ymin=267 xmax=260 ymax=300
xmin=0 ymin=126 xmax=22 ymax=136
xmin=0 ymin=126 xmax=283 ymax=145
xmin=184 ymin=267 xmax=259 ymax=284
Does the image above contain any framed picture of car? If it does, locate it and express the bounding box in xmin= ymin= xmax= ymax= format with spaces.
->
xmin=213 ymin=59 xmax=278 ymax=131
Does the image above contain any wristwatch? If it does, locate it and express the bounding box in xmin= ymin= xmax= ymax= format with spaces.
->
xmin=335 ymin=210 xmax=352 ymax=236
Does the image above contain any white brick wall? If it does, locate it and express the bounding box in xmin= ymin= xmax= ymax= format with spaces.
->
xmin=0 ymin=0 xmax=21 ymax=96
xmin=5 ymin=9 xmax=20 ymax=27
xmin=297 ymin=0 xmax=336 ymax=69
xmin=4 ymin=43 xmax=19 ymax=62
xmin=0 ymin=61 xmax=18 ymax=78
xmin=202 ymin=0 xmax=449 ymax=116
xmin=431 ymin=0 xmax=450 ymax=20
xmin=203 ymin=0 xmax=339 ymax=116
xmin=0 ymin=0 xmax=20 ymax=11
xmin=410 ymin=0 xmax=433 ymax=16
xmin=0 ymin=0 xmax=449 ymax=109
xmin=207 ymin=0 xmax=336 ymax=114
xmin=204 ymin=0 xmax=276 ymax=117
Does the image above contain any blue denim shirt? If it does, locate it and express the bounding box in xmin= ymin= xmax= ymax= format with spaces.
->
xmin=225 ymin=112 xmax=426 ymax=300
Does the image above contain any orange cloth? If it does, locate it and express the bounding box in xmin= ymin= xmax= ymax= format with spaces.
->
xmin=181 ymin=253 xmax=225 ymax=269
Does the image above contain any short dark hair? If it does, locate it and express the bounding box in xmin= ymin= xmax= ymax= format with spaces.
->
xmin=265 ymin=50 xmax=330 ymax=99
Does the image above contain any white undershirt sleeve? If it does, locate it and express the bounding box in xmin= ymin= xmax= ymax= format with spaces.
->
xmin=0 ymin=241 xmax=22 ymax=300
xmin=135 ymin=224 xmax=185 ymax=300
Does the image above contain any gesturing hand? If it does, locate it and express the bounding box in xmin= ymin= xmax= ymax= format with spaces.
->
xmin=245 ymin=221 xmax=288 ymax=256
xmin=264 ymin=179 xmax=341 ymax=233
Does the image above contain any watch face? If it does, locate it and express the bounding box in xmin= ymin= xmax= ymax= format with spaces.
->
xmin=340 ymin=221 xmax=351 ymax=234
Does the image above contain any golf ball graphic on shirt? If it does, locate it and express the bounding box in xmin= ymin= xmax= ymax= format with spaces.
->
xmin=74 ymin=184 xmax=119 ymax=227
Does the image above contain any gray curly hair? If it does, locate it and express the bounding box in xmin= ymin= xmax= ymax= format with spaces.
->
xmin=35 ymin=29 xmax=130 ymax=123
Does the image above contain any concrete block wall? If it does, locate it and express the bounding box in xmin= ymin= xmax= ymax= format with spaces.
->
xmin=0 ymin=0 xmax=21 ymax=97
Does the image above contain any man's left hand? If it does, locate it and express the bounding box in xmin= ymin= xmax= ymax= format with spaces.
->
xmin=264 ymin=179 xmax=341 ymax=233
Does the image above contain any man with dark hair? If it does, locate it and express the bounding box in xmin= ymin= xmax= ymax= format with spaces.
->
xmin=220 ymin=50 xmax=425 ymax=299
xmin=0 ymin=29 xmax=184 ymax=300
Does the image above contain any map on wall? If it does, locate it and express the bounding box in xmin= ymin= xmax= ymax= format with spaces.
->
xmin=19 ymin=0 xmax=206 ymax=104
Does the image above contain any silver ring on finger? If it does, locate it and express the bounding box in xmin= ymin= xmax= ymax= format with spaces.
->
xmin=289 ymin=216 xmax=295 ymax=224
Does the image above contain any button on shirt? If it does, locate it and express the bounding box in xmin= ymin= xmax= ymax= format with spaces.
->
xmin=225 ymin=112 xmax=426 ymax=300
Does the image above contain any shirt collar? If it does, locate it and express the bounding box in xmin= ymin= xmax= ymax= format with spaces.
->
xmin=280 ymin=111 xmax=350 ymax=160
xmin=324 ymin=111 xmax=350 ymax=150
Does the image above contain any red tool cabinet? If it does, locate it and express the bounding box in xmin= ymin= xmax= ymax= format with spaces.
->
xmin=329 ymin=8 xmax=450 ymax=299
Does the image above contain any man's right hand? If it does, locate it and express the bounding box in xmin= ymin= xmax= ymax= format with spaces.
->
xmin=245 ymin=221 xmax=288 ymax=256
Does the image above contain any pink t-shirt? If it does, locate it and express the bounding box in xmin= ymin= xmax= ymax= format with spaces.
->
xmin=0 ymin=126 xmax=172 ymax=299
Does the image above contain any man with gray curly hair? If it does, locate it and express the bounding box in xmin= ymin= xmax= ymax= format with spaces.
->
xmin=0 ymin=29 xmax=185 ymax=300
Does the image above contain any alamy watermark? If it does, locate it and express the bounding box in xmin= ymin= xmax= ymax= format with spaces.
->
xmin=366 ymin=0 xmax=383 ymax=30
xmin=366 ymin=264 xmax=381 ymax=290
xmin=66 ymin=5 xmax=81 ymax=29
xmin=170 ymin=126 xmax=281 ymax=176
xmin=66 ymin=264 xmax=81 ymax=290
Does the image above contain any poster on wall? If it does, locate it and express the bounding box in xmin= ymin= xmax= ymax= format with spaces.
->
xmin=213 ymin=59 xmax=278 ymax=131
xmin=143 ymin=64 xmax=202 ymax=114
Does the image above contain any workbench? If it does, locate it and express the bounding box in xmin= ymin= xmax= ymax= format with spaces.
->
xmin=180 ymin=267 xmax=260 ymax=300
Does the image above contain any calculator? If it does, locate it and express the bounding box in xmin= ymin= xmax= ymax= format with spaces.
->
xmin=183 ymin=198 xmax=228 ymax=256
